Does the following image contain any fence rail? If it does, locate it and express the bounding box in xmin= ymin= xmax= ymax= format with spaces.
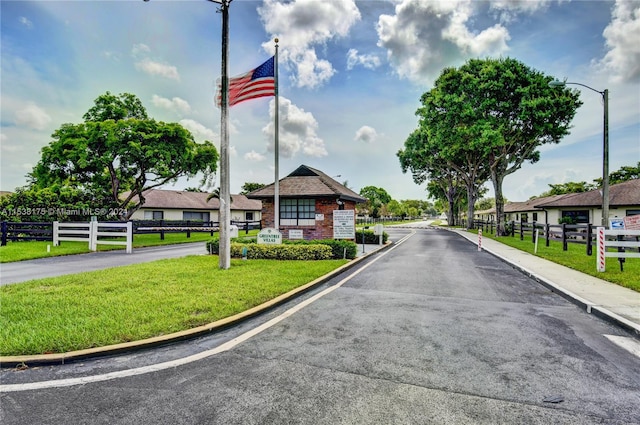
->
xmin=1 ymin=222 xmax=52 ymax=246
xmin=473 ymin=219 xmax=640 ymax=258
xmin=1 ymin=220 xmax=264 ymax=245
xmin=597 ymin=228 xmax=640 ymax=272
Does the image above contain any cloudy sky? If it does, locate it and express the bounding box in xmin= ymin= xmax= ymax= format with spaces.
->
xmin=1 ymin=0 xmax=639 ymax=202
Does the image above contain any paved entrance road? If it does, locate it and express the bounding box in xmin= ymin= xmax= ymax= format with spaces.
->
xmin=2 ymin=229 xmax=639 ymax=424
xmin=0 ymin=242 xmax=208 ymax=285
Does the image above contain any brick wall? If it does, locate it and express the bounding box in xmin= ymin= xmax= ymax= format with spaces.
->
xmin=260 ymin=197 xmax=357 ymax=241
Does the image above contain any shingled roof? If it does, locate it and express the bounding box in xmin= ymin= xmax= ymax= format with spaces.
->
xmin=534 ymin=179 xmax=640 ymax=208
xmin=128 ymin=189 xmax=262 ymax=211
xmin=246 ymin=165 xmax=367 ymax=203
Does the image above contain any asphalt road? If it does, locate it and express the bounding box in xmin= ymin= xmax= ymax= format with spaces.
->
xmin=2 ymin=228 xmax=639 ymax=424
xmin=0 ymin=242 xmax=208 ymax=285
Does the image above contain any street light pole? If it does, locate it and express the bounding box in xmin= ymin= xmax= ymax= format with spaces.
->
xmin=217 ymin=0 xmax=231 ymax=269
xmin=145 ymin=0 xmax=233 ymax=267
xmin=549 ymin=80 xmax=610 ymax=227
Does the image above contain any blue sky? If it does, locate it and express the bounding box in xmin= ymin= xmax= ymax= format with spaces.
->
xmin=1 ymin=0 xmax=639 ymax=202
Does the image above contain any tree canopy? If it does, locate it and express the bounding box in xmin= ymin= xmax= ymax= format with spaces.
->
xmin=399 ymin=57 xmax=581 ymax=233
xmin=29 ymin=92 xmax=219 ymax=219
xmin=359 ymin=186 xmax=392 ymax=218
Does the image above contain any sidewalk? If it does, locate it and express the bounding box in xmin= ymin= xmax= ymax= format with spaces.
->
xmin=451 ymin=228 xmax=640 ymax=337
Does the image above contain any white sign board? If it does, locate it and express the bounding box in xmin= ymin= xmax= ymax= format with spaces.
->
xmin=315 ymin=213 xmax=324 ymax=221
xmin=257 ymin=228 xmax=282 ymax=244
xmin=289 ymin=229 xmax=304 ymax=240
xmin=333 ymin=210 xmax=355 ymax=239
xmin=609 ymin=218 xmax=625 ymax=229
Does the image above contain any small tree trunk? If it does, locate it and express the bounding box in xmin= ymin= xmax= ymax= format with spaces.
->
xmin=466 ymin=184 xmax=477 ymax=230
xmin=492 ymin=173 xmax=506 ymax=236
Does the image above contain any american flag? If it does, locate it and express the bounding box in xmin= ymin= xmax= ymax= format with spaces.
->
xmin=216 ymin=56 xmax=275 ymax=107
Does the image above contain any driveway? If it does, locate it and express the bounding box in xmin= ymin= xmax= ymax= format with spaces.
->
xmin=1 ymin=228 xmax=639 ymax=424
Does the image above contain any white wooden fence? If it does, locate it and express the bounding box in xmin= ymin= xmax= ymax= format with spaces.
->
xmin=53 ymin=221 xmax=132 ymax=254
xmin=596 ymin=227 xmax=640 ymax=272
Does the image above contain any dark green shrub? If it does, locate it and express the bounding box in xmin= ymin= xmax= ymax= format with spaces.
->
xmin=208 ymin=237 xmax=359 ymax=260
xmin=355 ymin=229 xmax=388 ymax=244
xmin=284 ymin=239 xmax=357 ymax=259
xmin=231 ymin=243 xmax=332 ymax=260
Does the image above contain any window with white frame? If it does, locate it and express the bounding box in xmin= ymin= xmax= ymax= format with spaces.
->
xmin=280 ymin=199 xmax=315 ymax=226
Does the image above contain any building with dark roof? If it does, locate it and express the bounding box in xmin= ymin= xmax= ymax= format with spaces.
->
xmin=247 ymin=165 xmax=366 ymax=240
xmin=127 ymin=189 xmax=262 ymax=223
xmin=475 ymin=179 xmax=640 ymax=225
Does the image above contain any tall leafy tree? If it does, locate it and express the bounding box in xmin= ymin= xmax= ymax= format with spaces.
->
xmin=607 ymin=162 xmax=640 ymax=185
xmin=30 ymin=92 xmax=219 ymax=219
xmin=359 ymin=186 xmax=392 ymax=218
xmin=240 ymin=182 xmax=266 ymax=195
xmin=404 ymin=58 xmax=581 ymax=234
xmin=399 ymin=129 xmax=470 ymax=226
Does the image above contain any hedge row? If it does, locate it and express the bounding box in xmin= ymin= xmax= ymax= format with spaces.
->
xmin=231 ymin=243 xmax=332 ymax=260
xmin=206 ymin=237 xmax=358 ymax=260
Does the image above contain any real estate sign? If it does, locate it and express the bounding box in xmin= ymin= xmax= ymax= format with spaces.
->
xmin=257 ymin=228 xmax=282 ymax=244
xmin=333 ymin=210 xmax=355 ymax=239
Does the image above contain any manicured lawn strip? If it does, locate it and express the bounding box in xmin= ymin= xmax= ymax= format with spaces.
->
xmin=0 ymin=256 xmax=348 ymax=356
xmin=469 ymin=230 xmax=640 ymax=292
xmin=0 ymin=231 xmax=240 ymax=263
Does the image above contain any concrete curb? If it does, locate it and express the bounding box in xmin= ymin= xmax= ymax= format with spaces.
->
xmin=451 ymin=229 xmax=640 ymax=337
xmin=0 ymin=243 xmax=393 ymax=368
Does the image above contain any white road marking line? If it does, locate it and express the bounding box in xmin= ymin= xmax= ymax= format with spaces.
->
xmin=604 ymin=334 xmax=640 ymax=358
xmin=0 ymin=231 xmax=416 ymax=393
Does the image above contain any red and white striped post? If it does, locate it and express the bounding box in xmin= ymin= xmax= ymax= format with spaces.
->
xmin=596 ymin=226 xmax=606 ymax=272
xmin=478 ymin=229 xmax=482 ymax=252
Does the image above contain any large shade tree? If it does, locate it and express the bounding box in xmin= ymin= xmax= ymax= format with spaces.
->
xmin=401 ymin=58 xmax=581 ymax=234
xmin=30 ymin=92 xmax=219 ymax=219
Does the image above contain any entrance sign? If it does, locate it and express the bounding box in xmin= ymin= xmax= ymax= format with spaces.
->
xmin=333 ymin=210 xmax=355 ymax=239
xmin=257 ymin=228 xmax=282 ymax=244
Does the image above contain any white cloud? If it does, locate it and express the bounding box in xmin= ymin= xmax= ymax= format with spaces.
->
xmin=179 ymin=119 xmax=217 ymax=143
xmin=262 ymin=97 xmax=327 ymax=158
xmin=151 ymin=95 xmax=191 ymax=115
xmin=489 ymin=0 xmax=554 ymax=23
xmin=244 ymin=150 xmax=266 ymax=162
xmin=131 ymin=43 xmax=151 ymax=57
xmin=14 ymin=102 xmax=52 ymax=131
xmin=354 ymin=125 xmax=378 ymax=143
xmin=135 ymin=58 xmax=180 ymax=81
xmin=595 ymin=0 xmax=640 ymax=83
xmin=258 ymin=0 xmax=361 ymax=88
xmin=346 ymin=49 xmax=381 ymax=70
xmin=19 ymin=17 xmax=33 ymax=29
xmin=376 ymin=0 xmax=510 ymax=84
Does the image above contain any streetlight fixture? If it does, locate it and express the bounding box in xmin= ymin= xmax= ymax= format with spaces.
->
xmin=145 ymin=0 xmax=233 ymax=268
xmin=549 ymin=80 xmax=609 ymax=227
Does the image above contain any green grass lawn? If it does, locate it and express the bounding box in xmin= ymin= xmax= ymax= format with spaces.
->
xmin=0 ymin=231 xmax=255 ymax=263
xmin=470 ymin=229 xmax=640 ymax=292
xmin=0 ymin=256 xmax=348 ymax=356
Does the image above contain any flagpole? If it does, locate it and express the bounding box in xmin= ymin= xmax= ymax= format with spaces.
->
xmin=274 ymin=38 xmax=280 ymax=231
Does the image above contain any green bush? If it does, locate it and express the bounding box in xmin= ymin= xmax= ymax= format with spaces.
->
xmin=231 ymin=243 xmax=332 ymax=260
xmin=355 ymin=229 xmax=388 ymax=244
xmin=285 ymin=239 xmax=357 ymax=259
xmin=207 ymin=237 xmax=357 ymax=260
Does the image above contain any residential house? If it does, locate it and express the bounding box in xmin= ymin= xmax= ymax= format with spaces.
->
xmin=475 ymin=179 xmax=640 ymax=225
xmin=127 ymin=189 xmax=262 ymax=223
xmin=247 ymin=164 xmax=366 ymax=240
xmin=534 ymin=178 xmax=640 ymax=225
